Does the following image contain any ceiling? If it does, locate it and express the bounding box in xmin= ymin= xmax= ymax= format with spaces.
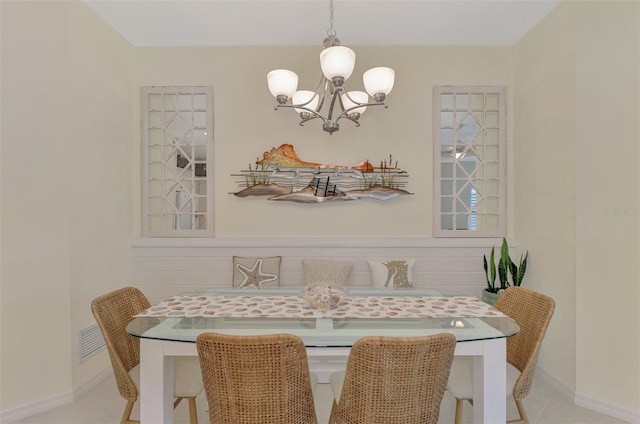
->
xmin=84 ymin=0 xmax=560 ymax=47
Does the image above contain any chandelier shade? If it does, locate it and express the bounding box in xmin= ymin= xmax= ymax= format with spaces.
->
xmin=267 ymin=0 xmax=394 ymax=135
xmin=363 ymin=67 xmax=395 ymax=100
xmin=341 ymin=91 xmax=369 ymax=116
xmin=320 ymin=46 xmax=356 ymax=82
xmin=267 ymin=69 xmax=298 ymax=100
xmin=293 ymin=90 xmax=319 ymax=115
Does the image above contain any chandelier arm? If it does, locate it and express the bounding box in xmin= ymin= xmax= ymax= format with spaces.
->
xmin=342 ymin=115 xmax=361 ymax=127
xmin=299 ymin=112 xmax=323 ymax=125
xmin=314 ymin=77 xmax=331 ymax=113
xmin=290 ymin=79 xmax=324 ymax=110
xmin=274 ymin=74 xmax=329 ymax=120
xmin=302 ymin=74 xmax=330 ymax=111
xmin=326 ymin=90 xmax=341 ymax=123
xmin=334 ymin=101 xmax=387 ymax=123
xmin=274 ymin=104 xmax=327 ymax=124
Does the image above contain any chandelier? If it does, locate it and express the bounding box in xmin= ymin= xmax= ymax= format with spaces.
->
xmin=266 ymin=0 xmax=395 ymax=135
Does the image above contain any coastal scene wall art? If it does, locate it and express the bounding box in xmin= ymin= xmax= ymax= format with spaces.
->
xmin=231 ymin=144 xmax=413 ymax=203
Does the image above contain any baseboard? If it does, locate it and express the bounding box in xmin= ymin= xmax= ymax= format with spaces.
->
xmin=536 ymin=367 xmax=640 ymax=424
xmin=574 ymin=392 xmax=640 ymax=423
xmin=0 ymin=390 xmax=74 ymax=424
xmin=0 ymin=367 xmax=112 ymax=423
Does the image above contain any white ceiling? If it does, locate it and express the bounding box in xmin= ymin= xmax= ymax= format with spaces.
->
xmin=85 ymin=0 xmax=560 ymax=47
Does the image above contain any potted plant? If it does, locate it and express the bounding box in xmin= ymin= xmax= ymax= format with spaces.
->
xmin=482 ymin=238 xmax=528 ymax=305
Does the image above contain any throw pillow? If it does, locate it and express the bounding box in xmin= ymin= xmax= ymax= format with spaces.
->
xmin=367 ymin=259 xmax=415 ymax=288
xmin=232 ymin=256 xmax=281 ymax=288
xmin=302 ymin=259 xmax=353 ymax=285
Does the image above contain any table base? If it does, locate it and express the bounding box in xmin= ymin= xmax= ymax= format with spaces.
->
xmin=140 ymin=338 xmax=506 ymax=424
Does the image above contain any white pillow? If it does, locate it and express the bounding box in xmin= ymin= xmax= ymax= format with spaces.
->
xmin=232 ymin=256 xmax=281 ymax=288
xmin=302 ymin=259 xmax=353 ymax=285
xmin=367 ymin=259 xmax=415 ymax=288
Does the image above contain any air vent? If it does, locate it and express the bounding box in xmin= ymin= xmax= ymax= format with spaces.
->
xmin=79 ymin=323 xmax=105 ymax=363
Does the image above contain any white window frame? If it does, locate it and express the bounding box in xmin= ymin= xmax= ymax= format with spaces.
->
xmin=141 ymin=86 xmax=215 ymax=237
xmin=433 ymin=86 xmax=506 ymax=238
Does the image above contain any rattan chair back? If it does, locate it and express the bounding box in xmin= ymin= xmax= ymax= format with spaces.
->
xmin=335 ymin=333 xmax=457 ymax=424
xmin=495 ymin=286 xmax=555 ymax=401
xmin=91 ymin=287 xmax=150 ymax=402
xmin=196 ymin=332 xmax=318 ymax=424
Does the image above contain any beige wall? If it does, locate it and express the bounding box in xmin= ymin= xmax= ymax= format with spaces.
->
xmin=574 ymin=0 xmax=640 ymax=410
xmin=2 ymin=0 xmax=640 ymax=419
xmin=1 ymin=0 xmax=135 ymax=411
xmin=514 ymin=0 xmax=640 ymax=413
xmin=135 ymin=45 xmax=512 ymax=237
xmin=513 ymin=0 xmax=578 ymax=395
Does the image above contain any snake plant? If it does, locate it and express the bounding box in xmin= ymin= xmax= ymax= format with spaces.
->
xmin=483 ymin=238 xmax=528 ymax=293
xmin=483 ymin=248 xmax=496 ymax=292
xmin=510 ymin=250 xmax=528 ymax=286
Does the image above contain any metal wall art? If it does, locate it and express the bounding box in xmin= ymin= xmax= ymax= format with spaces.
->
xmin=231 ymin=144 xmax=412 ymax=203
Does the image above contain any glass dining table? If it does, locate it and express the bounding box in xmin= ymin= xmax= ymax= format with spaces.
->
xmin=127 ymin=286 xmax=519 ymax=424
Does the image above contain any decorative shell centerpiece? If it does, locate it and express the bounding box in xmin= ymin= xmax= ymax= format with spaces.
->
xmin=301 ymin=283 xmax=348 ymax=310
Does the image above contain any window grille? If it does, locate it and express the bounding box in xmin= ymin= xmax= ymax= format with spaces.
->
xmin=433 ymin=86 xmax=506 ymax=237
xmin=141 ymin=87 xmax=214 ymax=237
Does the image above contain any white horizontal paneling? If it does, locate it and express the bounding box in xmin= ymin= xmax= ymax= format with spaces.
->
xmin=132 ymin=237 xmax=511 ymax=302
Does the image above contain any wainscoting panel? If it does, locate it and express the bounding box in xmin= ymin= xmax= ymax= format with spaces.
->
xmin=132 ymin=237 xmax=508 ymax=303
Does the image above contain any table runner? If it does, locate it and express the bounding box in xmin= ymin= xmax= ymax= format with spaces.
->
xmin=136 ymin=294 xmax=505 ymax=319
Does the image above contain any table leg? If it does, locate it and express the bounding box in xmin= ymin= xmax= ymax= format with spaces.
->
xmin=140 ymin=339 xmax=174 ymax=424
xmin=472 ymin=338 xmax=507 ymax=423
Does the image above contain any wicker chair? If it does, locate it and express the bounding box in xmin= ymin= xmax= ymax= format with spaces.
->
xmin=196 ymin=332 xmax=318 ymax=424
xmin=328 ymin=333 xmax=457 ymax=424
xmin=447 ymin=286 xmax=556 ymax=424
xmin=91 ymin=287 xmax=203 ymax=424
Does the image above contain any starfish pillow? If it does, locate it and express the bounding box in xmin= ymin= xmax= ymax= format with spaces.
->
xmin=232 ymin=256 xmax=281 ymax=288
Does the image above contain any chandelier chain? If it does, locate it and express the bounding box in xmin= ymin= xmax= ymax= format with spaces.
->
xmin=326 ymin=0 xmax=336 ymax=38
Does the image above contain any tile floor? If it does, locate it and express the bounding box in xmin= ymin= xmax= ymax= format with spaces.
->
xmin=9 ymin=373 xmax=627 ymax=424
